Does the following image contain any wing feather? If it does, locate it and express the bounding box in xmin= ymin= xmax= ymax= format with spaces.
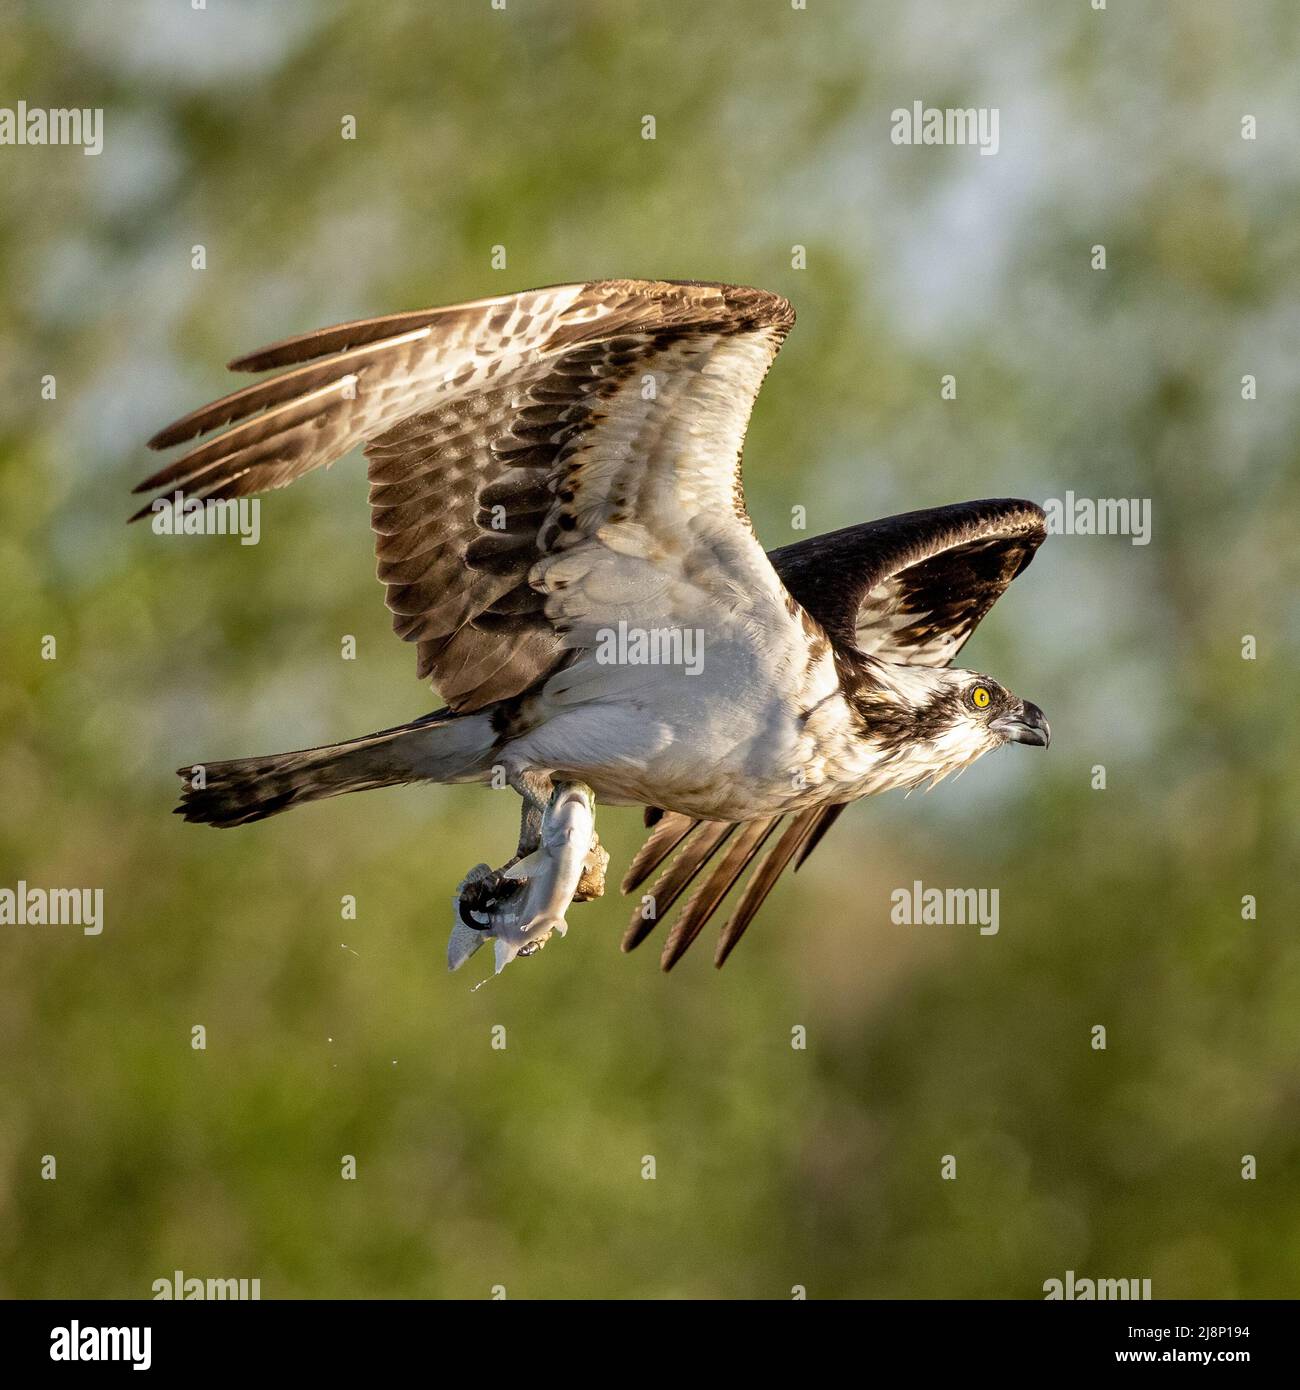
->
xmin=618 ymin=801 xmax=848 ymax=969
xmin=621 ymin=810 xmax=698 ymax=895
xmin=226 ymin=299 xmax=530 ymax=372
xmin=768 ymin=500 xmax=1046 ymax=669
xmin=137 ymin=280 xmax=805 ymax=713
xmin=620 ymin=821 xmax=734 ymax=953
xmin=793 ymin=800 xmax=848 ymax=870
xmin=713 ymin=809 xmax=827 ymax=968
xmin=659 ymin=817 xmax=781 ymax=971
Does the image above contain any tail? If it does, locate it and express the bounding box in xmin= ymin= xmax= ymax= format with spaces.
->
xmin=176 ymin=708 xmax=496 ymax=827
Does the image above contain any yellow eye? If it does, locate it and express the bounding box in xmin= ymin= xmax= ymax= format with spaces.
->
xmin=972 ymin=686 xmax=991 ymax=709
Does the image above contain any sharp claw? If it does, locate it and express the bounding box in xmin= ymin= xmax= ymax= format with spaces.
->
xmin=457 ymin=898 xmax=488 ymax=930
xmin=456 ymin=866 xmax=525 ymax=932
xmin=573 ymin=834 xmax=609 ymax=902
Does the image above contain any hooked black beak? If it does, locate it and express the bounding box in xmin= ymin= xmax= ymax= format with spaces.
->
xmin=990 ymin=700 xmax=1051 ymax=749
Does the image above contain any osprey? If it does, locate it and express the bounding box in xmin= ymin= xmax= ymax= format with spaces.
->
xmin=133 ymin=279 xmax=1049 ymax=970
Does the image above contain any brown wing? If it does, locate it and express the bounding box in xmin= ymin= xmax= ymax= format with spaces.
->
xmin=136 ymin=280 xmax=799 ymax=711
xmin=767 ymin=499 xmax=1046 ymax=668
xmin=620 ymin=804 xmax=846 ymax=970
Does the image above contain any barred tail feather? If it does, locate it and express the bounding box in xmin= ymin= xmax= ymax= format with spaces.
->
xmin=176 ymin=708 xmax=494 ymax=827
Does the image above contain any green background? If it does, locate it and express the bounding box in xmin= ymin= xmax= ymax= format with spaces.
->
xmin=1 ymin=0 xmax=1296 ymax=1298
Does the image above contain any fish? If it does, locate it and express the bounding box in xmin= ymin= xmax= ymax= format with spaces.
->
xmin=447 ymin=782 xmax=598 ymax=974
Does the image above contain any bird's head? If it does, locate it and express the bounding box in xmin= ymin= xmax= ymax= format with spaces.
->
xmin=850 ymin=661 xmax=1050 ymax=788
xmin=944 ymin=672 xmax=1051 ymax=752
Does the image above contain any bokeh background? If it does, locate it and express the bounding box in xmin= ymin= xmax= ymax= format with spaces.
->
xmin=1 ymin=0 xmax=1296 ymax=1299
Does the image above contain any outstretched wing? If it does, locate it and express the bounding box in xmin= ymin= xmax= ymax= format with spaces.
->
xmin=620 ymin=500 xmax=1046 ymax=967
xmin=135 ymin=279 xmax=804 ymax=711
xmin=768 ymin=499 xmax=1046 ymax=667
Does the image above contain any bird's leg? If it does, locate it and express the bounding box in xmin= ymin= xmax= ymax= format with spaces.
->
xmin=508 ymin=769 xmax=555 ymax=860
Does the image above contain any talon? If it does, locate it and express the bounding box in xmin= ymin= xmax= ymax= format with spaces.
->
xmin=457 ymin=896 xmax=488 ymax=930
xmin=574 ymin=833 xmax=609 ymax=902
xmin=457 ymin=867 xmax=525 ymax=931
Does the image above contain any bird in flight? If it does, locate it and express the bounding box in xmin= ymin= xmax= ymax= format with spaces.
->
xmin=133 ymin=279 xmax=1049 ymax=971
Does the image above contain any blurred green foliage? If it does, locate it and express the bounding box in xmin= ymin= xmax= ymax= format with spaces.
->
xmin=0 ymin=0 xmax=1296 ymax=1298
